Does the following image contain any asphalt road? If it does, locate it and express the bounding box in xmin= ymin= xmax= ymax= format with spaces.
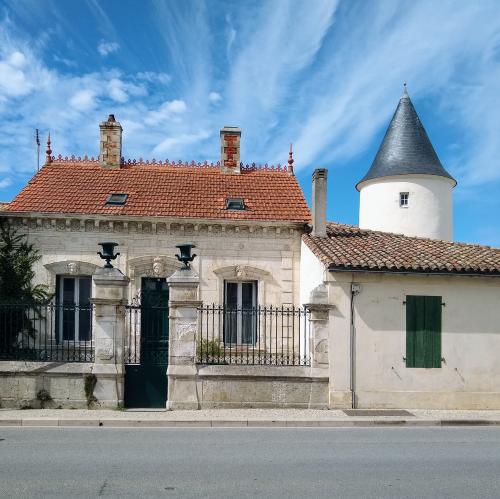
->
xmin=1 ymin=427 xmax=500 ymax=498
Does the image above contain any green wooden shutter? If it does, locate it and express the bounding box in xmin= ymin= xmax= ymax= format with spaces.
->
xmin=425 ymin=296 xmax=442 ymax=368
xmin=406 ymin=295 xmax=442 ymax=368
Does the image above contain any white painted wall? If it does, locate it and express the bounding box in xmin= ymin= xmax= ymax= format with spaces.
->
xmin=299 ymin=240 xmax=326 ymax=305
xmin=358 ymin=175 xmax=454 ymax=241
xmin=327 ymin=271 xmax=500 ymax=409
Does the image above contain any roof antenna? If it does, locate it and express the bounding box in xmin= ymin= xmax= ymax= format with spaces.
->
xmin=45 ymin=133 xmax=52 ymax=165
xmin=35 ymin=129 xmax=40 ymax=171
xmin=288 ymin=143 xmax=294 ymax=175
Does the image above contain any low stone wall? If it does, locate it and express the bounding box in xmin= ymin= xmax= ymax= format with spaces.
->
xmin=195 ymin=365 xmax=329 ymax=409
xmin=0 ymin=362 xmax=123 ymax=409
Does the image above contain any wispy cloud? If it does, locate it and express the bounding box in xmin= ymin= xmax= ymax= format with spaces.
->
xmin=0 ymin=0 xmax=500 ymax=245
xmin=97 ymin=40 xmax=119 ymax=57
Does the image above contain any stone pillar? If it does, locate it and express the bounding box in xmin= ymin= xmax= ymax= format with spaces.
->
xmin=166 ymin=268 xmax=201 ymax=410
xmin=304 ymin=284 xmax=333 ymax=370
xmin=91 ymin=267 xmax=129 ymax=407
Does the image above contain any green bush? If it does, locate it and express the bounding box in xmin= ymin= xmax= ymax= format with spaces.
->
xmin=197 ymin=338 xmax=225 ymax=362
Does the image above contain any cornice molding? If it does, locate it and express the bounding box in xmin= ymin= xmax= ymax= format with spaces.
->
xmin=5 ymin=213 xmax=304 ymax=239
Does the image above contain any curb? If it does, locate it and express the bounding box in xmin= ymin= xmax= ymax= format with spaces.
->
xmin=0 ymin=419 xmax=500 ymax=428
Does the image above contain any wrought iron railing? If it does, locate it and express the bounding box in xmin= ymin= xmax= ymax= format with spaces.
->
xmin=197 ymin=305 xmax=310 ymax=366
xmin=0 ymin=303 xmax=94 ymax=362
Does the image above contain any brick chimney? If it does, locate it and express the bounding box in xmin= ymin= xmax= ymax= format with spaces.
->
xmin=312 ymin=168 xmax=327 ymax=237
xmin=99 ymin=114 xmax=122 ymax=169
xmin=220 ymin=126 xmax=241 ymax=174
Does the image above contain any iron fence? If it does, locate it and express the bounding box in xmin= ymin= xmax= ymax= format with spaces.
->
xmin=0 ymin=303 xmax=94 ymax=362
xmin=197 ymin=305 xmax=310 ymax=366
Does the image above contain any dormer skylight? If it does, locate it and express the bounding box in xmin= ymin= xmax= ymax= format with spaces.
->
xmin=225 ymin=197 xmax=245 ymax=210
xmin=105 ymin=193 xmax=128 ymax=206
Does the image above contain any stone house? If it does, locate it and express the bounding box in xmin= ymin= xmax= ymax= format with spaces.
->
xmin=0 ymin=116 xmax=325 ymax=409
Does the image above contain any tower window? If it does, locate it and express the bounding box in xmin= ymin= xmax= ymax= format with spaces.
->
xmin=400 ymin=192 xmax=409 ymax=207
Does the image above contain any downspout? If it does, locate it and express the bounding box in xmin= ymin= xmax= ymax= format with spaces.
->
xmin=350 ymin=282 xmax=361 ymax=409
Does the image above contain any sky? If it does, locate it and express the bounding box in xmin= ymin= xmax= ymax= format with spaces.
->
xmin=0 ymin=0 xmax=499 ymax=246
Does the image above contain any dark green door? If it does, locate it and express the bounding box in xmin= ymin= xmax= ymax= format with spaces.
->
xmin=124 ymin=278 xmax=169 ymax=408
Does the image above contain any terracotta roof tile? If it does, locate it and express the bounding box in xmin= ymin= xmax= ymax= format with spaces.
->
xmin=6 ymin=160 xmax=310 ymax=223
xmin=303 ymin=222 xmax=500 ymax=276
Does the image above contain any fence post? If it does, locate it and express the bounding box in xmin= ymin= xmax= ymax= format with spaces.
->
xmin=304 ymin=284 xmax=333 ymax=370
xmin=166 ymin=267 xmax=201 ymax=410
xmin=91 ymin=266 xmax=130 ymax=407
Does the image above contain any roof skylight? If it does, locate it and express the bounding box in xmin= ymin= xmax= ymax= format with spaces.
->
xmin=105 ymin=193 xmax=128 ymax=206
xmin=225 ymin=198 xmax=245 ymax=210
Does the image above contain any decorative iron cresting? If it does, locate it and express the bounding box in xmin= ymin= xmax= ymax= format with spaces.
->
xmin=50 ymin=155 xmax=291 ymax=172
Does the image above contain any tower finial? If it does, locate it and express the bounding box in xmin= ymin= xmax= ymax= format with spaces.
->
xmin=45 ymin=132 xmax=52 ymax=165
xmin=402 ymin=82 xmax=409 ymax=98
xmin=288 ymin=143 xmax=294 ymax=174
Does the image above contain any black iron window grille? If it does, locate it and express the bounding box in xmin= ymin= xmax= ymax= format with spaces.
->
xmin=197 ymin=304 xmax=310 ymax=366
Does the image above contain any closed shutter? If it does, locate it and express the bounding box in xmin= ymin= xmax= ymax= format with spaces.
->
xmin=406 ymin=295 xmax=442 ymax=368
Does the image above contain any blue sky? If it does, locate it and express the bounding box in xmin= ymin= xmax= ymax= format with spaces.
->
xmin=0 ymin=0 xmax=499 ymax=246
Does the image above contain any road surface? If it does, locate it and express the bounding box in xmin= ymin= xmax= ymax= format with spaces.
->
xmin=1 ymin=427 xmax=499 ymax=498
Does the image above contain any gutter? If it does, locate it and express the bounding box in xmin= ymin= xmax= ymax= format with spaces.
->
xmin=328 ymin=266 xmax=500 ymax=278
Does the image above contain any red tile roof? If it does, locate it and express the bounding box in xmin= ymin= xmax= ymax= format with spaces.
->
xmin=303 ymin=222 xmax=500 ymax=276
xmin=5 ymin=159 xmax=310 ymax=223
xmin=0 ymin=202 xmax=9 ymax=211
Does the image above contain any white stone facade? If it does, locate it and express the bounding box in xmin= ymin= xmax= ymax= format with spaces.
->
xmin=6 ymin=215 xmax=303 ymax=306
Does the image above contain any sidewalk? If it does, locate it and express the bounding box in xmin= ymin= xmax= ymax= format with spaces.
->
xmin=1 ymin=408 xmax=500 ymax=427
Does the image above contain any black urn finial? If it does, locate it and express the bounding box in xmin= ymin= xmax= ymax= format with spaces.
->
xmin=97 ymin=242 xmax=120 ymax=268
xmin=175 ymin=243 xmax=197 ymax=269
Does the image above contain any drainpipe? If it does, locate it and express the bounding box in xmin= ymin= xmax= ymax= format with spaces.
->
xmin=350 ymin=282 xmax=361 ymax=409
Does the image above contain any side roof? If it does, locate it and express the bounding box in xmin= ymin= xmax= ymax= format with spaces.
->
xmin=5 ymin=158 xmax=310 ymax=223
xmin=357 ymin=87 xmax=456 ymax=189
xmin=303 ymin=222 xmax=500 ymax=276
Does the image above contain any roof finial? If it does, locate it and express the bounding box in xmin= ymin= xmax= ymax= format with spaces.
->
xmin=288 ymin=143 xmax=294 ymax=174
xmin=45 ymin=132 xmax=52 ymax=165
xmin=402 ymin=82 xmax=409 ymax=98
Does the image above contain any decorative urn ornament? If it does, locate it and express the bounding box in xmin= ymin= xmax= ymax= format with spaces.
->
xmin=97 ymin=242 xmax=120 ymax=268
xmin=175 ymin=244 xmax=197 ymax=269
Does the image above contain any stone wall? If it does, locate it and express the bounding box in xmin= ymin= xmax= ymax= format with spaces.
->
xmin=0 ymin=362 xmax=122 ymax=409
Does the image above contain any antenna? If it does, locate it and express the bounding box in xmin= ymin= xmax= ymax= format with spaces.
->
xmin=35 ymin=129 xmax=40 ymax=171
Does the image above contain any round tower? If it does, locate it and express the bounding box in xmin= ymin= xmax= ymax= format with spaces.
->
xmin=357 ymin=86 xmax=456 ymax=241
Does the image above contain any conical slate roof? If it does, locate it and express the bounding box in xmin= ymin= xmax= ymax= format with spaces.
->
xmin=357 ymin=87 xmax=456 ymax=190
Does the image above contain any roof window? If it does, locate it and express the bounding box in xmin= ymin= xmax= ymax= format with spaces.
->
xmin=225 ymin=197 xmax=245 ymax=210
xmin=106 ymin=193 xmax=128 ymax=206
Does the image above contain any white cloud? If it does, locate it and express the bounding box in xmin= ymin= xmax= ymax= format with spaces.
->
xmin=144 ymin=99 xmax=187 ymax=126
xmin=0 ymin=177 xmax=12 ymax=189
xmin=97 ymin=41 xmax=119 ymax=57
xmin=108 ymin=78 xmax=128 ymax=103
xmin=152 ymin=130 xmax=211 ymax=155
xmin=209 ymin=91 xmax=222 ymax=103
xmin=0 ymin=51 xmax=32 ymax=97
xmin=69 ymin=89 xmax=97 ymax=111
xmin=136 ymin=71 xmax=171 ymax=85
